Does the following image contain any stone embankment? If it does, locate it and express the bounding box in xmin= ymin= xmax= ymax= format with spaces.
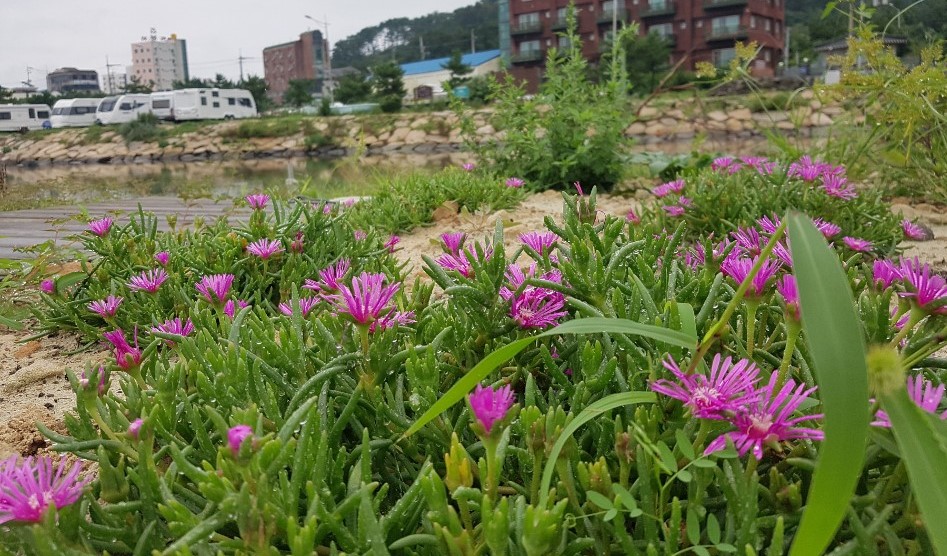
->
xmin=0 ymin=91 xmax=843 ymax=167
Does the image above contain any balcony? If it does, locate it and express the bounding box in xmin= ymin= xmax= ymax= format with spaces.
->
xmin=510 ymin=20 xmax=543 ymax=35
xmin=705 ymin=25 xmax=748 ymax=41
xmin=640 ymin=1 xmax=675 ymax=18
xmin=598 ymin=3 xmax=629 ymax=24
xmin=703 ymin=0 xmax=748 ymax=9
xmin=511 ymin=50 xmax=544 ymax=63
xmin=550 ymin=17 xmax=569 ymax=31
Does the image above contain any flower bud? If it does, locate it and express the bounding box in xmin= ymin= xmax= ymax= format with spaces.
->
xmin=867 ymin=344 xmax=904 ymax=396
xmin=444 ymin=433 xmax=474 ymax=492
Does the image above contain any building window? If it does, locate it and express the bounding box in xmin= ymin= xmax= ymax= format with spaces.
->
xmin=765 ymin=18 xmax=772 ymax=31
xmin=713 ymin=48 xmax=737 ymax=67
xmin=712 ymin=15 xmax=740 ymax=35
xmin=764 ymin=49 xmax=772 ymax=61
xmin=602 ymin=1 xmax=623 ymax=16
xmin=519 ymin=39 xmax=541 ymax=54
xmin=679 ymin=21 xmax=687 ymax=29
xmin=518 ymin=12 xmax=540 ymax=25
xmin=558 ymin=36 xmax=571 ymax=49
xmin=649 ymin=22 xmax=673 ymax=37
xmin=750 ymin=16 xmax=756 ymax=29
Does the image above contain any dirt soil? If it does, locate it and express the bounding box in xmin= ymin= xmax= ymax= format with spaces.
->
xmin=0 ymin=191 xmax=943 ymax=459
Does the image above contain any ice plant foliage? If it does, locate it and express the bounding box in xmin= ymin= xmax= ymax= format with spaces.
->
xmin=196 ymin=274 xmax=235 ymax=304
xmin=0 ymin=455 xmax=89 ymax=524
xmin=651 ymin=355 xmax=761 ymax=419
xmin=246 ymin=238 xmax=284 ymax=259
xmin=468 ymin=384 xmax=515 ymax=434
xmin=88 ymin=296 xmax=123 ymax=318
xmin=88 ymin=217 xmax=113 ymax=236
xmin=128 ymin=269 xmax=169 ymax=293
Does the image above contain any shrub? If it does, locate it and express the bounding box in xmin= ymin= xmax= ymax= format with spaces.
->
xmin=118 ymin=113 xmax=165 ymax=144
xmin=220 ymin=118 xmax=302 ymax=140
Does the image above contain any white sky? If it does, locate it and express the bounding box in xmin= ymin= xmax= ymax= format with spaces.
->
xmin=0 ymin=0 xmax=478 ymax=90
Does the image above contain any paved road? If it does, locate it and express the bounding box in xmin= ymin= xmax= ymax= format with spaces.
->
xmin=0 ymin=197 xmax=246 ymax=260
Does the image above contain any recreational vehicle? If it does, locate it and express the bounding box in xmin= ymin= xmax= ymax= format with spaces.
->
xmin=50 ymin=98 xmax=103 ymax=128
xmin=95 ymin=94 xmax=152 ymax=125
xmin=150 ymin=89 xmax=256 ymax=122
xmin=0 ymin=104 xmax=52 ymax=132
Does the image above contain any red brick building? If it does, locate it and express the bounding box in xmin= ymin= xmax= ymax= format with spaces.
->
xmin=506 ymin=0 xmax=785 ymax=91
xmin=263 ymin=30 xmax=327 ymax=104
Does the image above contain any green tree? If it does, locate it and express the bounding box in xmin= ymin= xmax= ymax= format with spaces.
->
xmin=173 ymin=77 xmax=212 ymax=89
xmin=333 ymin=72 xmax=372 ymax=104
xmin=283 ymin=79 xmax=316 ymax=107
xmin=370 ymin=61 xmax=405 ymax=113
xmin=442 ymin=50 xmax=473 ymax=91
xmin=212 ymin=73 xmax=235 ymax=89
xmin=624 ymin=32 xmax=671 ymax=93
xmin=124 ymin=75 xmax=153 ymax=94
xmin=241 ymin=75 xmax=272 ymax=113
xmin=0 ymin=86 xmax=13 ymax=103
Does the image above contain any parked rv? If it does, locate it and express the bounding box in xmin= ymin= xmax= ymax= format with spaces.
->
xmin=95 ymin=94 xmax=152 ymax=125
xmin=50 ymin=98 xmax=103 ymax=128
xmin=151 ymin=88 xmax=256 ymax=122
xmin=0 ymin=104 xmax=52 ymax=132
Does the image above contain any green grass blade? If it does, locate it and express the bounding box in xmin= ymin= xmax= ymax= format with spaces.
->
xmin=787 ymin=213 xmax=870 ymax=556
xmin=539 ymin=391 xmax=656 ymax=504
xmin=402 ymin=317 xmax=694 ymax=437
xmin=879 ymin=388 xmax=947 ymax=553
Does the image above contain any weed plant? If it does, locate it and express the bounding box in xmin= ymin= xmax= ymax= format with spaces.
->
xmin=118 ymin=114 xmax=166 ymax=144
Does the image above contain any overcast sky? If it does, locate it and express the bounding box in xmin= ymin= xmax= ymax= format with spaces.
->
xmin=0 ymin=0 xmax=478 ymax=90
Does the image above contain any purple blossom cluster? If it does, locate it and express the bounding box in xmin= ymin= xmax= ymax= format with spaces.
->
xmin=500 ymin=264 xmax=568 ymax=329
xmin=436 ymin=239 xmax=493 ymax=278
xmin=468 ymin=384 xmax=515 ymax=433
xmin=873 ymin=257 xmax=947 ymax=315
xmin=652 ymin=354 xmax=823 ymax=460
xmin=0 ymin=455 xmax=90 ymax=523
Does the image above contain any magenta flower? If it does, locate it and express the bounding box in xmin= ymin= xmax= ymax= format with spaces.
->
xmin=441 ymin=232 xmax=466 ymax=255
xmin=505 ymin=177 xmax=525 ymax=188
xmin=902 ymin=220 xmax=927 ymax=241
xmin=79 ymin=367 xmax=107 ymax=396
xmin=332 ymin=272 xmax=400 ymax=327
xmin=821 ymin=175 xmax=857 ymax=200
xmin=40 ymin=279 xmax=56 ymax=294
xmin=227 ymin=425 xmax=254 ymax=457
xmin=711 ymin=156 xmax=734 ymax=172
xmin=843 ymin=236 xmax=873 ymax=253
xmin=777 ymin=275 xmax=800 ymax=320
xmin=898 ymin=258 xmax=947 ymax=315
xmin=873 ymin=376 xmax=947 ymax=428
xmin=731 ymin=227 xmax=763 ymax=257
xmin=154 ymin=251 xmax=170 ymax=266
xmin=103 ymin=329 xmax=141 ymax=370
xmin=246 ymin=238 xmax=284 ymax=259
xmin=304 ymin=259 xmax=350 ymax=294
xmin=151 ymin=318 xmax=195 ymax=345
xmin=520 ymin=231 xmax=557 ymax=255
xmin=245 ymin=194 xmax=269 ymax=210
xmin=651 ymin=179 xmax=685 ymax=198
xmin=651 ymin=354 xmax=761 ymax=420
xmin=290 ymin=231 xmax=305 ymax=254
xmin=500 ymin=265 xmax=567 ymax=329
xmin=127 ymin=419 xmax=143 ymax=439
xmin=354 ymin=230 xmax=367 ymax=241
xmin=88 ymin=296 xmax=123 ymax=318
xmin=0 ymin=455 xmax=89 ymax=524
xmin=787 ymin=155 xmax=822 ymax=181
xmin=278 ymin=297 xmax=321 ymax=317
xmin=468 ymin=384 xmax=515 ymax=434
xmin=436 ymin=242 xmax=493 ymax=278
xmin=663 ymin=205 xmax=686 ymax=217
xmin=223 ymin=299 xmax=250 ymax=318
xmin=872 ymin=259 xmax=902 ymax=289
xmin=757 ymin=215 xmax=781 ymax=235
xmin=88 ymin=217 xmax=113 ymax=236
xmin=772 ymin=241 xmax=793 ymax=268
xmin=721 ymin=255 xmax=781 ymax=297
xmin=705 ymin=373 xmax=824 ymax=460
xmin=626 ymin=209 xmax=640 ymax=224
xmin=370 ymin=310 xmax=416 ymax=333
xmin=384 ymin=235 xmax=400 ymax=253
xmin=128 ymin=269 xmax=169 ymax=294
xmin=196 ymin=274 xmax=235 ymax=304
xmin=461 ymin=162 xmax=476 ymax=172
xmin=812 ymin=218 xmax=842 ymax=239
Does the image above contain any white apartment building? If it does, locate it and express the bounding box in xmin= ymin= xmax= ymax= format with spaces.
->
xmin=130 ymin=32 xmax=189 ymax=91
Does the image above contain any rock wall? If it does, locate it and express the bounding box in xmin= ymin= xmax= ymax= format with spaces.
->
xmin=0 ymin=92 xmax=844 ymax=167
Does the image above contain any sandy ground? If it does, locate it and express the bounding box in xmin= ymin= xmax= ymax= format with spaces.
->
xmin=0 ymin=191 xmax=943 ymax=459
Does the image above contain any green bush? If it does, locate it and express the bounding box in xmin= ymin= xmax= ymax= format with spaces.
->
xmin=220 ymin=118 xmax=301 ymax=139
xmin=118 ymin=113 xmax=165 ymax=144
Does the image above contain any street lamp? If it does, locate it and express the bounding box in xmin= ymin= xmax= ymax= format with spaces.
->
xmin=304 ymin=15 xmax=333 ymax=99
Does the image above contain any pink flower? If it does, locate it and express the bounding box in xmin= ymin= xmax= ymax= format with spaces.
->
xmin=385 ymin=235 xmax=400 ymax=253
xmin=371 ymin=310 xmax=416 ymax=333
xmin=872 ymin=259 xmax=902 ymax=289
xmin=223 ymin=299 xmax=250 ymax=318
xmin=154 ymin=251 xmax=170 ymax=266
xmin=290 ymin=232 xmax=305 ymax=254
xmin=731 ymin=227 xmax=763 ymax=257
xmin=705 ymin=373 xmax=824 ymax=460
xmin=468 ymin=384 xmax=515 ymax=434
xmin=40 ymin=279 xmax=56 ymax=294
xmin=196 ymin=274 xmax=235 ymax=304
xmin=500 ymin=265 xmax=567 ymax=329
xmin=79 ymin=367 xmax=107 ymax=396
xmin=246 ymin=238 xmax=284 ymax=259
xmin=88 ymin=217 xmax=113 ymax=236
xmin=227 ymin=425 xmax=253 ymax=457
xmin=441 ymin=232 xmax=466 ymax=255
xmin=103 ymin=329 xmax=141 ymax=370
xmin=757 ymin=215 xmax=781 ymax=235
xmin=711 ymin=156 xmax=734 ymax=172
xmin=663 ymin=205 xmax=686 ymax=217
xmin=354 ymin=230 xmax=367 ymax=241
xmin=843 ymin=236 xmax=873 ymax=253
xmin=88 ymin=296 xmax=123 ymax=318
xmin=787 ymin=155 xmax=822 ymax=182
xmin=652 ymin=179 xmax=685 ymax=198
xmin=873 ymin=376 xmax=947 ymax=428
xmin=520 ymin=231 xmax=557 ymax=255
xmin=772 ymin=241 xmax=793 ymax=268
xmin=777 ymin=275 xmax=800 ymax=320
xmin=902 ymin=220 xmax=927 ymax=241
xmin=898 ymin=258 xmax=947 ymax=315
xmin=721 ymin=255 xmax=781 ymax=297
xmin=127 ymin=419 xmax=143 ymax=439
xmin=332 ymin=272 xmax=400 ymax=327
xmin=128 ymin=269 xmax=169 ymax=294
xmin=651 ymin=354 xmax=761 ymax=420
xmin=626 ymin=209 xmax=640 ymax=224
xmin=278 ymin=297 xmax=320 ymax=317
xmin=245 ymin=194 xmax=269 ymax=210
xmin=304 ymin=259 xmax=350 ymax=294
xmin=812 ymin=218 xmax=842 ymax=239
xmin=0 ymin=455 xmax=89 ymax=524
xmin=821 ymin=175 xmax=857 ymax=200
xmin=436 ymin=242 xmax=493 ymax=278
xmin=462 ymin=162 xmax=476 ymax=172
xmin=151 ymin=318 xmax=195 ymax=345
xmin=505 ymin=177 xmax=525 ymax=188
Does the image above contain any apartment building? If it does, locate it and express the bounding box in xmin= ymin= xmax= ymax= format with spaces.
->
xmin=46 ymin=68 xmax=101 ymax=94
xmin=130 ymin=33 xmax=189 ymax=91
xmin=503 ymin=0 xmax=784 ymax=91
xmin=262 ymin=30 xmax=328 ymax=104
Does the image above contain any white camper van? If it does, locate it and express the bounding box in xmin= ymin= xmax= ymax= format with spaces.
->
xmin=150 ymin=88 xmax=257 ymax=122
xmin=95 ymin=94 xmax=152 ymax=125
xmin=0 ymin=104 xmax=52 ymax=132
xmin=50 ymin=98 xmax=103 ymax=128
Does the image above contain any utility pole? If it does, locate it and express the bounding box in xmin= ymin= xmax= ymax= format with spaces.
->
xmin=470 ymin=29 xmax=476 ymax=54
xmin=105 ymin=56 xmax=123 ymax=94
xmin=238 ymin=49 xmax=249 ymax=83
xmin=419 ymin=36 xmax=426 ymax=60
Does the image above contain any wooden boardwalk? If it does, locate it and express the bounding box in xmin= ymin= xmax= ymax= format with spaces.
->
xmin=0 ymin=197 xmax=247 ymax=260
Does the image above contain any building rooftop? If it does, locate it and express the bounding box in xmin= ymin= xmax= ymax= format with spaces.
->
xmin=400 ymin=50 xmax=501 ymax=76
